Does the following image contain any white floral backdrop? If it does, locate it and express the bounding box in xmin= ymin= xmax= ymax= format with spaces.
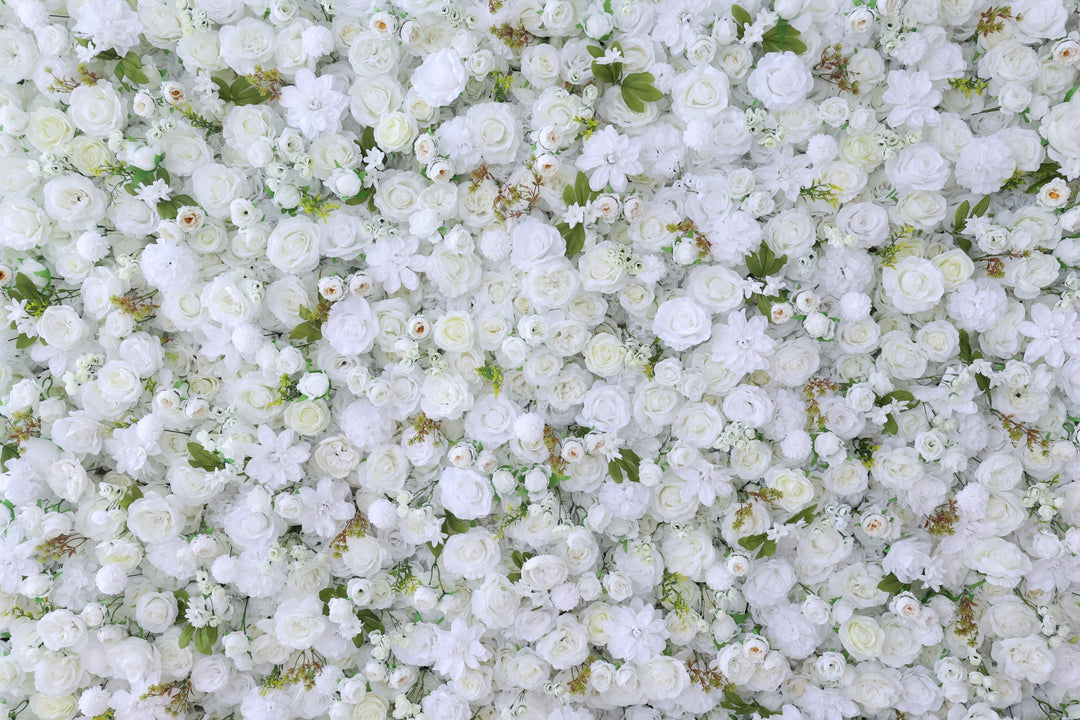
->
xmin=1 ymin=0 xmax=1080 ymax=719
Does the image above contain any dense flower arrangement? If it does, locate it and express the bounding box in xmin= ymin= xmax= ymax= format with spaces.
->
xmin=3 ymin=0 xmax=1080 ymax=718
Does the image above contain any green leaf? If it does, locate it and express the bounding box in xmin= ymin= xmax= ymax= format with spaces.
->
xmin=877 ymin=573 xmax=908 ymax=594
xmin=344 ymin=187 xmax=373 ymax=206
xmin=557 ymin=222 xmax=586 ymax=257
xmin=622 ymin=72 xmax=662 ymax=97
xmin=620 ymin=85 xmax=645 ymax=113
xmin=976 ymin=373 xmax=991 ymax=393
xmin=118 ymin=485 xmax=142 ymax=510
xmin=356 ymin=609 xmax=384 ymax=634
xmin=289 ymin=321 xmax=322 ymax=343
xmin=758 ymin=538 xmax=777 ymax=558
xmin=119 ymin=52 xmax=149 ymax=85
xmin=15 ymin=273 xmax=45 ymax=303
xmin=731 ymin=4 xmax=752 ymax=38
xmin=586 ymin=45 xmax=604 ymax=59
xmin=953 ymin=200 xmax=970 ymax=230
xmin=230 ymin=76 xmax=267 ymax=105
xmin=15 ymin=333 xmax=37 ymax=349
xmin=0 ymin=444 xmax=19 ymax=472
xmin=955 ymin=234 xmax=972 ymax=253
xmin=574 ymin=171 xmax=593 ymax=206
xmin=211 ymin=76 xmax=232 ymax=102
xmin=958 ymin=329 xmax=974 ymax=363
xmin=156 ymin=200 xmax=180 ymax=220
xmin=187 ymin=442 xmax=226 ymax=471
xmin=592 ymin=62 xmax=616 ymax=84
xmin=883 ymin=414 xmax=898 ymax=435
xmin=738 ymin=533 xmax=767 ymax=551
xmin=786 ymin=504 xmax=817 ymax=525
xmin=562 ymin=184 xmax=577 ymax=207
xmin=877 ymin=389 xmax=915 ymax=406
xmin=618 ymin=449 xmax=641 ymax=483
xmin=745 ymin=242 xmax=785 ymax=278
xmin=762 ymin=20 xmax=806 ymax=54
xmin=173 ymin=589 xmax=189 ymax=618
xmin=178 ymin=623 xmax=195 ymax=649
xmin=193 ymin=625 xmax=217 ymax=655
xmin=360 ymin=126 xmax=377 ymax=153
xmin=443 ymin=512 xmax=471 ymax=535
xmin=608 ymin=458 xmax=624 ymax=483
xmin=970 ymin=194 xmax=991 ymax=218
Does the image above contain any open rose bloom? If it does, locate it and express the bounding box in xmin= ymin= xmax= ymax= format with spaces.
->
xmin=4 ymin=0 xmax=1080 ymax=719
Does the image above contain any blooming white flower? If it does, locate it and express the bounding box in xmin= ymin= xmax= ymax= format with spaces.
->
xmin=881 ymin=70 xmax=941 ymax=128
xmin=576 ymin=126 xmax=643 ymax=193
xmin=278 ymin=69 xmax=349 ymax=139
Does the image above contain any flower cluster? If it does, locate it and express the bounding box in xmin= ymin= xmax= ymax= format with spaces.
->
xmin=2 ymin=0 xmax=1080 ymax=719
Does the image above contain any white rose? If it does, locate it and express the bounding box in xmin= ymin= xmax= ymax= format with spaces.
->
xmin=671 ymin=65 xmax=730 ymax=121
xmin=161 ymin=127 xmax=213 ymax=176
xmin=521 ymin=555 xmax=569 ymax=592
xmin=25 ymin=107 xmax=75 ymax=151
xmin=350 ymin=75 xmax=403 ymax=126
xmin=36 ymin=305 xmax=86 ymax=349
xmin=766 ymin=467 xmax=815 ymax=512
xmin=135 ymin=592 xmax=178 ymax=633
xmin=44 ymin=458 xmax=90 ymax=503
xmin=410 ymin=47 xmax=467 ymax=106
xmin=967 ymin=538 xmax=1033 ymax=588
xmin=894 ymin=190 xmax=948 ymax=230
xmin=467 ymin=103 xmax=520 ymax=165
xmin=837 ymin=203 xmax=890 ymax=248
xmin=885 ymin=143 xmax=950 ymax=192
xmin=765 ymin=208 xmax=815 ymax=259
xmin=28 ymin=693 xmax=77 ymax=720
xmin=686 ymin=264 xmax=744 ymax=313
xmin=283 ymin=399 xmax=330 ymax=436
xmin=642 ymin=656 xmax=691 ymax=701
xmin=511 ymin=217 xmax=565 ymax=270
xmin=194 ymin=166 xmax=247 ymax=224
xmin=266 ymin=217 xmax=321 ymax=274
xmin=839 ymin=615 xmax=885 ymax=660
xmin=374 ymin=111 xmax=417 ymax=152
xmin=471 ymin=575 xmax=521 ymax=629
xmin=653 ymin=297 xmax=711 ymax=351
xmin=0 ymin=29 xmax=36 ymax=83
xmin=190 ymin=655 xmax=232 ymax=693
xmin=747 ymin=51 xmax=814 ymax=110
xmin=441 ymin=528 xmax=501 ymax=579
xmin=37 ymin=610 xmax=87 ymax=651
xmin=1041 ymin=101 xmax=1080 ymax=177
xmin=421 ymin=372 xmax=473 ymax=420
xmin=219 ymin=18 xmax=275 ymax=74
xmin=324 ymin=296 xmax=377 ymax=355
xmin=0 ymin=198 xmax=49 ymax=251
xmin=882 ymin=257 xmax=945 ymax=313
xmin=43 ymin=174 xmax=107 ymax=231
xmin=51 ymin=415 xmax=103 ymax=455
xmin=68 ymin=83 xmax=124 ymax=138
xmin=743 ymin=559 xmax=797 ymax=607
xmin=96 ymin=361 xmax=142 ymax=405
xmin=992 ymin=636 xmax=1055 ymax=684
xmin=536 ymin=616 xmax=590 ymax=670
xmin=438 ymin=467 xmax=494 ymax=520
xmin=126 ymin=491 xmax=182 ymax=545
xmin=274 ymin=597 xmax=326 ymax=650
xmin=577 ymin=383 xmax=631 ymax=433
